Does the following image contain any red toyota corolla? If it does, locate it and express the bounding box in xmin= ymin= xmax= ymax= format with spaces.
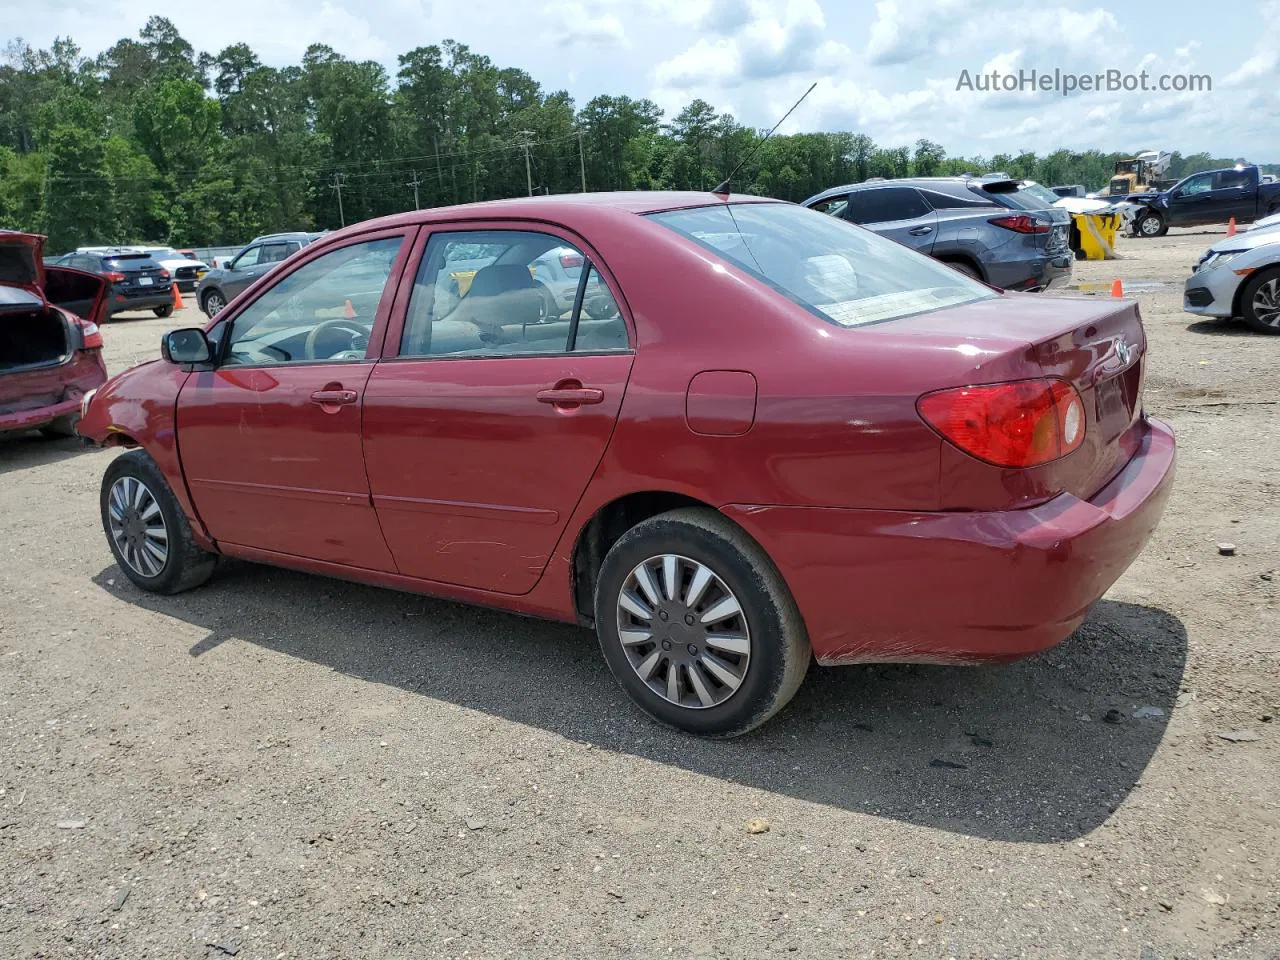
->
xmin=78 ymin=193 xmax=1175 ymax=736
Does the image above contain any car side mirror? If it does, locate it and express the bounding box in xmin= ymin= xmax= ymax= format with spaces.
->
xmin=162 ymin=328 xmax=212 ymax=365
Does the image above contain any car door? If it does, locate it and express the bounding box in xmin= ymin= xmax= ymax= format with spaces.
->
xmin=1211 ymin=169 xmax=1257 ymax=223
xmin=846 ymin=187 xmax=938 ymax=253
xmin=1164 ymin=172 xmax=1215 ymax=226
xmin=176 ymin=228 xmax=414 ymax=568
xmin=221 ymin=244 xmax=269 ymax=298
xmin=362 ymin=225 xmax=634 ymax=594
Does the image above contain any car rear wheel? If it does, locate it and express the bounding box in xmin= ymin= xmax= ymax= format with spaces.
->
xmin=534 ymin=282 xmax=559 ymax=322
xmin=1241 ymin=267 xmax=1280 ymax=335
xmin=101 ymin=450 xmax=217 ymax=594
xmin=153 ymin=305 xmax=174 ymax=319
xmin=594 ymin=507 xmax=810 ymax=737
xmin=1135 ymin=211 xmax=1167 ymax=238
xmin=946 ymin=260 xmax=981 ymax=281
xmin=202 ymin=289 xmax=226 ymax=318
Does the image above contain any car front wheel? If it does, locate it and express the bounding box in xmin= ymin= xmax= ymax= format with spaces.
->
xmin=202 ymin=289 xmax=226 ymax=317
xmin=153 ymin=305 xmax=174 ymax=319
xmin=1241 ymin=267 xmax=1280 ymax=334
xmin=101 ymin=450 xmax=217 ymax=594
xmin=594 ymin=508 xmax=810 ymax=737
xmin=1135 ymin=211 xmax=1167 ymax=237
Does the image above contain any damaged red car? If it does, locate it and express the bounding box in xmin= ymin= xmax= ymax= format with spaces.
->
xmin=78 ymin=194 xmax=1175 ymax=737
xmin=1 ymin=231 xmax=108 ymax=438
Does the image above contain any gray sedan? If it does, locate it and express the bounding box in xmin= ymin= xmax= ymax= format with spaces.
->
xmin=1184 ymin=228 xmax=1280 ymax=333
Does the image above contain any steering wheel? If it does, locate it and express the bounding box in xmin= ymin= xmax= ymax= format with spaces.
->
xmin=304 ymin=318 xmax=368 ymax=360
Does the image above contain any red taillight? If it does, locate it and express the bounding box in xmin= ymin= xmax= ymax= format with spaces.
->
xmin=104 ymin=271 xmax=126 ymax=282
xmin=988 ymin=214 xmax=1051 ymax=235
xmin=917 ymin=378 xmax=1085 ymax=468
xmin=158 ymin=269 xmax=171 ymax=280
xmin=559 ymin=252 xmax=584 ymax=269
xmin=80 ymin=322 xmax=103 ymax=350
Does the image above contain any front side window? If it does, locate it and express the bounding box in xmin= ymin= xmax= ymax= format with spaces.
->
xmin=231 ymin=246 xmax=261 ymax=269
xmin=222 ymin=236 xmax=403 ymax=366
xmin=400 ymin=230 xmax=628 ymax=358
xmin=809 ymin=195 xmax=850 ymax=218
xmin=650 ymin=202 xmax=996 ymax=328
xmin=847 ymin=187 xmax=930 ymax=224
xmin=1179 ymin=174 xmax=1213 ymax=196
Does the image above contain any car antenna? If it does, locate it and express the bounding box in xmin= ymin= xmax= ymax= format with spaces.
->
xmin=712 ymin=81 xmax=817 ymax=198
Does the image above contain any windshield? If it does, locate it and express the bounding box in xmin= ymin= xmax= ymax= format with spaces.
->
xmin=648 ymin=203 xmax=996 ymax=327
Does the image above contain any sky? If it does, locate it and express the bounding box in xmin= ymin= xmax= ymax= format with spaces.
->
xmin=5 ymin=0 xmax=1278 ymax=159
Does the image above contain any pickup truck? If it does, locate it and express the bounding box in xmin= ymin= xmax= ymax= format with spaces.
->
xmin=1128 ymin=165 xmax=1280 ymax=238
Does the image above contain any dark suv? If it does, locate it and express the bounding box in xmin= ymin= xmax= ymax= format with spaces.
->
xmin=196 ymin=232 xmax=323 ymax=317
xmin=803 ymin=177 xmax=1072 ymax=291
xmin=46 ymin=250 xmax=175 ymax=318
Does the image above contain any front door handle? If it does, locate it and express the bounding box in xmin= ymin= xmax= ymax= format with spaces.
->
xmin=311 ymin=388 xmax=358 ymax=405
xmin=536 ymin=384 xmax=605 ymax=407
xmin=908 ymin=225 xmax=934 ymax=235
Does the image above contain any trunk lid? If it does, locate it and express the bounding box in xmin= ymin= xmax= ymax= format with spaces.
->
xmin=886 ymin=293 xmax=1147 ymax=508
xmin=0 ymin=230 xmax=45 ymax=296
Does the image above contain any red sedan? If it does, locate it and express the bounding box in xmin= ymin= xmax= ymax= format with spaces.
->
xmin=78 ymin=193 xmax=1175 ymax=736
xmin=1 ymin=231 xmax=108 ymax=437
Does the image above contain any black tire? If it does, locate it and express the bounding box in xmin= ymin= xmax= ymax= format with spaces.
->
xmin=584 ymin=294 xmax=620 ymax=321
xmin=100 ymin=450 xmax=217 ymax=594
xmin=534 ymin=282 xmax=559 ymax=322
xmin=593 ymin=507 xmax=810 ymax=738
xmin=946 ymin=260 xmax=982 ymax=281
xmin=39 ymin=414 xmax=79 ymax=439
xmin=153 ymin=304 xmax=174 ymax=319
xmin=202 ymin=289 xmax=227 ymax=318
xmin=1240 ymin=266 xmax=1280 ymax=335
xmin=1135 ymin=210 xmax=1167 ymax=238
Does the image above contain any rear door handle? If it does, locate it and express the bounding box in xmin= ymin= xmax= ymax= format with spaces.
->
xmin=907 ymin=225 xmax=933 ymax=235
xmin=536 ymin=386 xmax=604 ymax=406
xmin=311 ymin=388 xmax=358 ymax=405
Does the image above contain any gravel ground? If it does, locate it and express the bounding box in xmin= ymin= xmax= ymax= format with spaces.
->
xmin=1 ymin=231 xmax=1277 ymax=959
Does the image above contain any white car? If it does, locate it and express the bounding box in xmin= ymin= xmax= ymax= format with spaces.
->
xmin=135 ymin=246 xmax=210 ymax=293
xmin=1246 ymin=210 xmax=1280 ymax=233
xmin=1184 ymin=229 xmax=1280 ymax=333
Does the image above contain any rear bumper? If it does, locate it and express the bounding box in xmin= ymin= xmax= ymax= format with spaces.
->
xmin=0 ymin=354 xmax=106 ymax=432
xmin=987 ymin=253 xmax=1073 ymax=292
xmin=723 ymin=417 xmax=1176 ymax=666
xmin=109 ymin=292 xmax=173 ymax=315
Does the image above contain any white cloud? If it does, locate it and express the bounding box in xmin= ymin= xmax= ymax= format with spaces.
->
xmin=542 ymin=0 xmax=629 ymax=48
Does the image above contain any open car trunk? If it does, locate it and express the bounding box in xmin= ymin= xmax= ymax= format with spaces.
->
xmin=0 ymin=288 xmax=73 ymax=374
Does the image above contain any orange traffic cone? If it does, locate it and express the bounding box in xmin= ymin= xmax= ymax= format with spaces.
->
xmin=1110 ymin=278 xmax=1124 ymax=298
xmin=171 ymin=282 xmax=184 ymax=311
xmin=343 ymin=298 xmax=356 ymax=319
xmin=1227 ymin=217 xmax=1238 ymax=237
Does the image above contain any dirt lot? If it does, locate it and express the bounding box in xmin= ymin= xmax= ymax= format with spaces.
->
xmin=1 ymin=231 xmax=1277 ymax=959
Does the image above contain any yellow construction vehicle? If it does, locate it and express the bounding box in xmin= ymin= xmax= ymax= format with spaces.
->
xmin=1097 ymin=150 xmax=1174 ymax=199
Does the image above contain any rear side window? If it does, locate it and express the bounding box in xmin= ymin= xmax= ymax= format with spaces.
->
xmin=650 ymin=203 xmax=995 ymax=328
xmin=846 ymin=187 xmax=931 ymax=224
xmin=1215 ymin=169 xmax=1251 ymax=190
xmin=400 ymin=230 xmax=628 ymax=358
xmin=919 ymin=187 xmax=994 ymax=210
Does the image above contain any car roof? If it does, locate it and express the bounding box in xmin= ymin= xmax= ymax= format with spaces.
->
xmin=310 ymin=192 xmax=780 ymax=246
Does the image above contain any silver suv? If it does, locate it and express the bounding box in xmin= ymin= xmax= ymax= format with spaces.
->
xmin=803 ymin=177 xmax=1072 ymax=292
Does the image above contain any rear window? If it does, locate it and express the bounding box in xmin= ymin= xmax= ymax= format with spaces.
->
xmin=649 ymin=203 xmax=996 ymax=328
xmin=979 ymin=180 xmax=1054 ymax=210
xmin=103 ymin=254 xmax=153 ymax=269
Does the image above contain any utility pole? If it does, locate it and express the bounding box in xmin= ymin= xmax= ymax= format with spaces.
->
xmin=329 ymin=172 xmax=346 ymax=227
xmin=516 ymin=130 xmax=535 ymax=197
xmin=433 ymin=136 xmax=444 ymax=203
xmin=407 ymin=170 xmax=423 ymax=210
xmin=577 ymin=129 xmax=587 ymax=193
